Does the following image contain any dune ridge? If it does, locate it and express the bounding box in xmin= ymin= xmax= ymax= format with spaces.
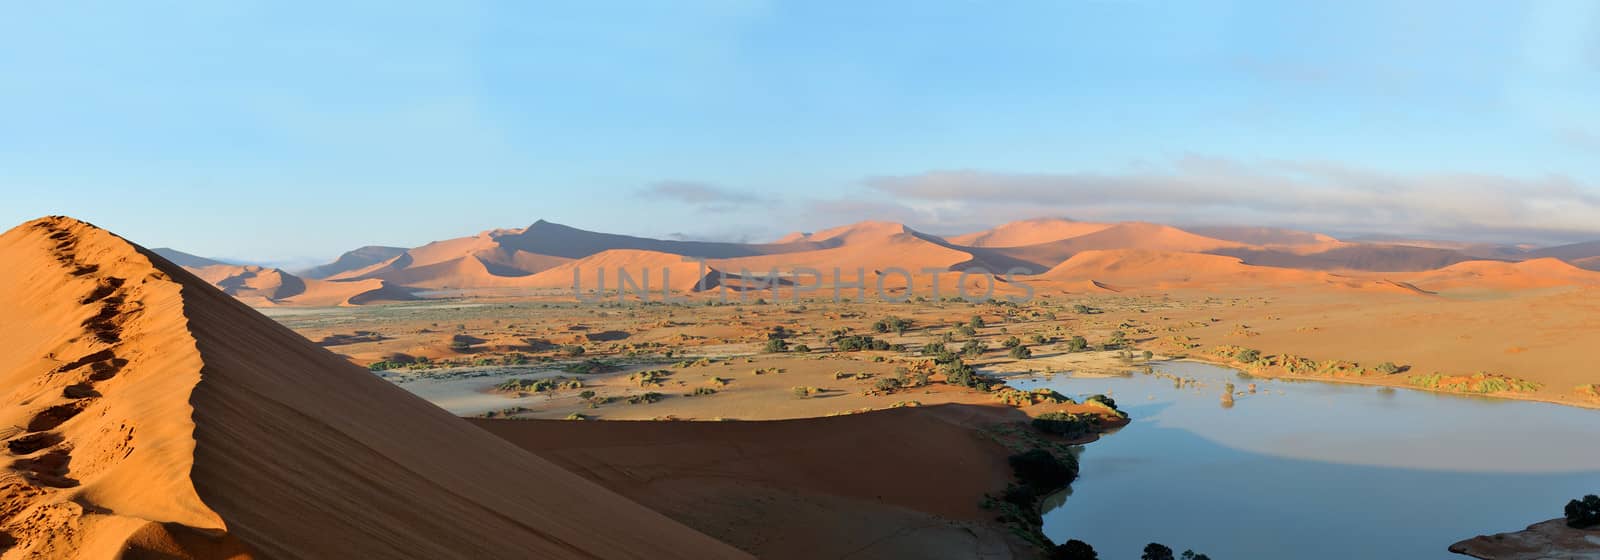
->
xmin=0 ymin=217 xmax=749 ymax=559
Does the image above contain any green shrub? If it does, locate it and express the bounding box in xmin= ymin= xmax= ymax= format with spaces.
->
xmin=1566 ymin=494 xmax=1600 ymax=528
xmin=764 ymin=338 xmax=790 ymax=353
xmin=1235 ymin=348 xmax=1261 ymax=363
xmin=1001 ymin=336 xmax=1022 ymax=348
xmin=626 ymin=392 xmax=664 ymax=405
xmin=969 ymin=315 xmax=985 ymax=329
xmin=1009 ymin=345 xmax=1033 ymax=359
xmin=873 ymin=316 xmax=913 ymax=334
xmin=1067 ymin=336 xmax=1088 ymax=352
xmin=960 ymin=339 xmax=987 ymax=359
xmin=563 ymin=344 xmax=586 ymax=356
xmin=1008 ymin=449 xmax=1077 ymax=490
xmin=873 ymin=377 xmax=902 ymax=393
xmin=1032 ymin=411 xmax=1102 ymax=438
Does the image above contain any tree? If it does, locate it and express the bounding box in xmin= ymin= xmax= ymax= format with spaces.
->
xmin=764 ymin=338 xmax=789 ymax=353
xmin=960 ymin=339 xmax=986 ymax=359
xmin=1001 ymin=336 xmax=1022 ymax=348
xmin=873 ymin=377 xmax=902 ymax=393
xmin=1566 ymin=494 xmax=1600 ymax=528
xmin=564 ymin=344 xmax=586 ymax=357
xmin=1180 ymin=550 xmax=1212 ymax=560
xmin=969 ymin=315 xmax=985 ymax=329
xmin=1009 ymin=345 xmax=1033 ymax=359
xmin=1141 ymin=543 xmax=1174 ymax=560
xmin=943 ymin=359 xmax=979 ymax=387
xmin=1067 ymin=336 xmax=1089 ymax=352
xmin=1050 ymin=539 xmax=1098 ymax=560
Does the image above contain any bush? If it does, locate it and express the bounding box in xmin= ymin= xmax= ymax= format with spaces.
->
xmin=1566 ymin=494 xmax=1600 ymax=528
xmin=873 ymin=316 xmax=913 ymax=335
xmin=791 ymin=386 xmax=823 ymax=398
xmin=563 ymin=344 xmax=587 ymax=357
xmin=943 ymin=360 xmax=980 ymax=388
xmin=956 ymin=325 xmax=978 ymax=337
xmin=834 ymin=335 xmax=891 ymax=352
xmin=1008 ymin=449 xmax=1077 ymax=490
xmin=960 ymin=339 xmax=987 ymax=359
xmin=791 ymin=344 xmax=811 ymax=353
xmin=1067 ymin=336 xmax=1088 ymax=352
xmin=1236 ymin=348 xmax=1261 ymax=363
xmin=625 ymin=392 xmax=664 ymax=405
xmin=1086 ymin=394 xmax=1118 ymax=410
xmin=1375 ymin=361 xmax=1402 ymax=374
xmin=1141 ymin=543 xmax=1174 ymax=560
xmin=1001 ymin=336 xmax=1022 ymax=348
xmin=689 ymin=386 xmax=718 ymax=396
xmin=969 ymin=315 xmax=985 ymax=329
xmin=1032 ymin=411 xmax=1101 ymax=438
xmin=873 ymin=377 xmax=902 ymax=393
xmin=1051 ymin=540 xmax=1098 ymax=560
xmin=1009 ymin=345 xmax=1033 ymax=359
xmin=764 ymin=338 xmax=790 ymax=353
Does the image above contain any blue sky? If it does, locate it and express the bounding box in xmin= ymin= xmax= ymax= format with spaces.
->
xmin=3 ymin=1 xmax=1598 ymax=264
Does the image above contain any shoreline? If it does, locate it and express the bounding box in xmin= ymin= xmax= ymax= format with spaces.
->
xmin=1173 ymin=356 xmax=1600 ymax=412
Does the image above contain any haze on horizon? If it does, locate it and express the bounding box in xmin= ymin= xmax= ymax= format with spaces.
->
xmin=4 ymin=1 xmax=1599 ymax=265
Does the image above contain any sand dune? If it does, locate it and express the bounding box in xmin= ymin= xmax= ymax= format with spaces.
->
xmin=185 ymin=264 xmax=415 ymax=306
xmin=472 ymin=404 xmax=1034 ymax=560
xmin=991 ymin=222 xmax=1244 ymax=270
xmin=497 ymin=220 xmax=831 ymax=259
xmin=299 ymin=245 xmax=406 ymax=279
xmin=1179 ymin=225 xmax=1337 ymax=246
xmin=0 ymin=216 xmax=747 ymax=559
xmin=946 ymin=217 xmax=1114 ymax=247
xmin=1208 ymin=244 xmax=1484 ymax=272
xmin=524 ymin=249 xmax=723 ymax=293
xmin=1401 ymin=258 xmax=1600 ymax=291
xmin=1035 ymin=249 xmax=1325 ymax=288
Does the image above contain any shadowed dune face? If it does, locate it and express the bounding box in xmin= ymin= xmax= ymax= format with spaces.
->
xmin=0 ymin=216 xmax=750 ymax=559
xmin=471 ymin=404 xmax=1036 ymax=560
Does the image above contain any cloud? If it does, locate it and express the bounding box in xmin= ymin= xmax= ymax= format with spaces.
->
xmin=639 ymin=181 xmax=765 ymax=210
xmin=861 ymin=157 xmax=1600 ymax=243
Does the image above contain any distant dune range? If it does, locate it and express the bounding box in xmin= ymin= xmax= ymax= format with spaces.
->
xmin=162 ymin=217 xmax=1600 ymax=304
xmin=0 ymin=217 xmax=750 ymax=558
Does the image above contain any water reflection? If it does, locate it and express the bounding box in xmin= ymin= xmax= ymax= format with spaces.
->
xmin=1024 ymin=361 xmax=1600 ymax=560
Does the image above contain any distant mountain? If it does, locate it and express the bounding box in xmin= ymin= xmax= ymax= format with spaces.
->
xmin=152 ymin=247 xmax=232 ymax=268
xmin=301 ymin=246 xmax=407 ymax=279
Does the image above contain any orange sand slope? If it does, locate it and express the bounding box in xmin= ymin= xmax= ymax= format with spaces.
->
xmin=170 ymin=217 xmax=1600 ymax=305
xmin=0 ymin=217 xmax=748 ymax=559
xmin=947 ymin=217 xmax=1114 ymax=247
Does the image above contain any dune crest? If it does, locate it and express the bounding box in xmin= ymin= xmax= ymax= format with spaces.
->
xmin=0 ymin=217 xmax=748 ymax=559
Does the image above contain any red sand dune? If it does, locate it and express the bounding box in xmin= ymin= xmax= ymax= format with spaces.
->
xmin=1399 ymin=258 xmax=1600 ymax=291
xmin=946 ymin=217 xmax=1114 ymax=247
xmin=525 ymin=249 xmax=724 ymax=293
xmin=187 ymin=264 xmax=416 ymax=306
xmin=472 ymin=404 xmax=1033 ymax=560
xmin=991 ymin=222 xmax=1245 ymax=271
xmin=0 ymin=216 xmax=747 ymax=559
xmin=1179 ymin=225 xmax=1338 ymax=246
xmin=1032 ymin=249 xmax=1415 ymax=293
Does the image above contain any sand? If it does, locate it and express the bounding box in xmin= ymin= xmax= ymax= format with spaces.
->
xmin=1449 ymin=519 xmax=1600 ymax=559
xmin=0 ymin=216 xmax=748 ymax=559
xmin=948 ymin=217 xmax=1115 ymax=248
xmin=472 ymin=404 xmax=1040 ymax=560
